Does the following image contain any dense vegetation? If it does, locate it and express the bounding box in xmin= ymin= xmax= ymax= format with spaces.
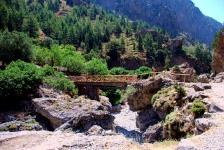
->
xmin=0 ymin=0 xmax=214 ymax=104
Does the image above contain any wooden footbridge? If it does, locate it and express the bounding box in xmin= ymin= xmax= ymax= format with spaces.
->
xmin=67 ymin=72 xmax=191 ymax=100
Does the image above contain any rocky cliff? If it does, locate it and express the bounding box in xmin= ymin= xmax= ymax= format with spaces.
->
xmin=212 ymin=28 xmax=224 ymax=73
xmin=84 ymin=0 xmax=222 ymax=45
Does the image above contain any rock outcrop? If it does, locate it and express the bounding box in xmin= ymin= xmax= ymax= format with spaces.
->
xmin=171 ymin=62 xmax=195 ymax=82
xmin=142 ymin=122 xmax=163 ymax=143
xmin=88 ymin=0 xmax=222 ymax=45
xmin=127 ymin=78 xmax=163 ymax=111
xmin=212 ymin=29 xmax=224 ymax=73
xmin=32 ymin=96 xmax=114 ymax=130
xmin=136 ymin=108 xmax=161 ymax=131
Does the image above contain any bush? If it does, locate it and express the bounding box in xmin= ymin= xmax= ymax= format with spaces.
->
xmin=151 ymin=93 xmax=159 ymax=105
xmin=122 ymin=85 xmax=137 ymax=101
xmin=191 ymin=101 xmax=205 ymax=116
xmin=0 ymin=60 xmax=43 ymax=100
xmin=103 ymin=89 xmax=122 ymax=105
xmin=62 ymin=53 xmax=86 ymax=75
xmin=174 ymin=85 xmax=186 ymax=97
xmin=110 ymin=67 xmax=129 ymax=75
xmin=43 ymin=72 xmax=75 ymax=93
xmin=172 ymin=65 xmax=180 ymax=72
xmin=85 ymin=58 xmax=109 ymax=75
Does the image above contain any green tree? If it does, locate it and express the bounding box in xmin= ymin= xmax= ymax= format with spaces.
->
xmin=22 ymin=14 xmax=39 ymax=38
xmin=138 ymin=34 xmax=143 ymax=52
xmin=0 ymin=30 xmax=33 ymax=64
xmin=0 ymin=1 xmax=9 ymax=30
xmin=62 ymin=52 xmax=86 ymax=75
xmin=120 ymin=36 xmax=125 ymax=53
xmin=85 ymin=58 xmax=109 ymax=75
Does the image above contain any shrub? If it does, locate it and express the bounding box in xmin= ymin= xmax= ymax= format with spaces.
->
xmin=191 ymin=101 xmax=205 ymax=116
xmin=151 ymin=93 xmax=159 ymax=105
xmin=9 ymin=124 xmax=17 ymax=130
xmin=122 ymin=86 xmax=137 ymax=101
xmin=62 ymin=53 xmax=86 ymax=75
xmin=174 ymin=85 xmax=186 ymax=97
xmin=85 ymin=58 xmax=109 ymax=75
xmin=110 ymin=67 xmax=129 ymax=75
xmin=172 ymin=65 xmax=180 ymax=72
xmin=103 ymin=89 xmax=122 ymax=105
xmin=0 ymin=60 xmax=43 ymax=100
xmin=43 ymin=72 xmax=75 ymax=93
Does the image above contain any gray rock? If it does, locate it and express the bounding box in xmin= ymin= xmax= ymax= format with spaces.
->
xmin=142 ymin=122 xmax=163 ymax=143
xmin=110 ymin=104 xmax=121 ymax=113
xmin=136 ymin=108 xmax=161 ymax=131
xmin=32 ymin=96 xmax=114 ymax=130
xmin=198 ymin=74 xmax=209 ymax=83
xmin=214 ymin=72 xmax=224 ymax=83
xmin=193 ymin=84 xmax=204 ymax=91
xmin=202 ymin=112 xmax=213 ymax=118
xmin=86 ymin=125 xmax=105 ymax=136
xmin=188 ymin=91 xmax=208 ymax=102
xmin=209 ymin=98 xmax=224 ymax=113
xmin=0 ymin=121 xmax=42 ymax=132
xmin=128 ymin=78 xmax=163 ymax=111
xmin=177 ymin=139 xmax=197 ymax=150
xmin=195 ymin=118 xmax=215 ymax=132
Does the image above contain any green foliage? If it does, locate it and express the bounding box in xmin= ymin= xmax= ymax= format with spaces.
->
xmin=110 ymin=67 xmax=129 ymax=75
xmin=9 ymin=124 xmax=17 ymax=130
xmin=174 ymin=85 xmax=186 ymax=97
xmin=172 ymin=65 xmax=180 ymax=72
xmin=0 ymin=30 xmax=33 ymax=64
xmin=103 ymin=89 xmax=122 ymax=105
xmin=43 ymin=71 xmax=75 ymax=92
xmin=0 ymin=60 xmax=43 ymax=100
xmin=106 ymin=40 xmax=122 ymax=61
xmin=62 ymin=52 xmax=86 ymax=75
xmin=123 ymin=85 xmax=137 ymax=101
xmin=151 ymin=93 xmax=159 ymax=105
xmin=85 ymin=58 xmax=109 ymax=75
xmin=22 ymin=14 xmax=39 ymax=38
xmin=191 ymin=100 xmax=206 ymax=116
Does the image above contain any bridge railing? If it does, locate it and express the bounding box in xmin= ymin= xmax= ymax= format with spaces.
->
xmin=68 ymin=75 xmax=138 ymax=83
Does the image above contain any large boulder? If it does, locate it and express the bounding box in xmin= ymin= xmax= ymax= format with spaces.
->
xmin=212 ymin=30 xmax=224 ymax=73
xmin=171 ymin=62 xmax=195 ymax=82
xmin=136 ymin=108 xmax=161 ymax=131
xmin=32 ymin=96 xmax=114 ymax=130
xmin=195 ymin=118 xmax=215 ymax=132
xmin=142 ymin=122 xmax=163 ymax=143
xmin=214 ymin=72 xmax=224 ymax=83
xmin=209 ymin=98 xmax=224 ymax=113
xmin=127 ymin=78 xmax=163 ymax=111
xmin=198 ymin=74 xmax=210 ymax=83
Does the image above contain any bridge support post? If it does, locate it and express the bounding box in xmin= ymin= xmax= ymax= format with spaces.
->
xmin=85 ymin=85 xmax=100 ymax=101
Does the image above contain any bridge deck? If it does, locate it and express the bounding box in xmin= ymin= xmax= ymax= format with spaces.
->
xmin=68 ymin=75 xmax=138 ymax=83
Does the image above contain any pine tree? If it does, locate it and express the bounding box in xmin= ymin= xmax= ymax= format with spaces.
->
xmin=120 ymin=36 xmax=125 ymax=53
xmin=138 ymin=34 xmax=143 ymax=52
xmin=22 ymin=14 xmax=39 ymax=38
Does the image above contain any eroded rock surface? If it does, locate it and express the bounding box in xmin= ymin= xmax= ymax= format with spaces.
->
xmin=0 ymin=131 xmax=147 ymax=150
xmin=32 ymin=96 xmax=114 ymax=130
xmin=128 ymin=78 xmax=163 ymax=111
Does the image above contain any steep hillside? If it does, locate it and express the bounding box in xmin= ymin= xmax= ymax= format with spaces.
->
xmin=78 ymin=0 xmax=222 ymax=45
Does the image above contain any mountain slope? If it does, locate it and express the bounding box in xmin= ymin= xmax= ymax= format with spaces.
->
xmin=81 ymin=0 xmax=222 ymax=45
